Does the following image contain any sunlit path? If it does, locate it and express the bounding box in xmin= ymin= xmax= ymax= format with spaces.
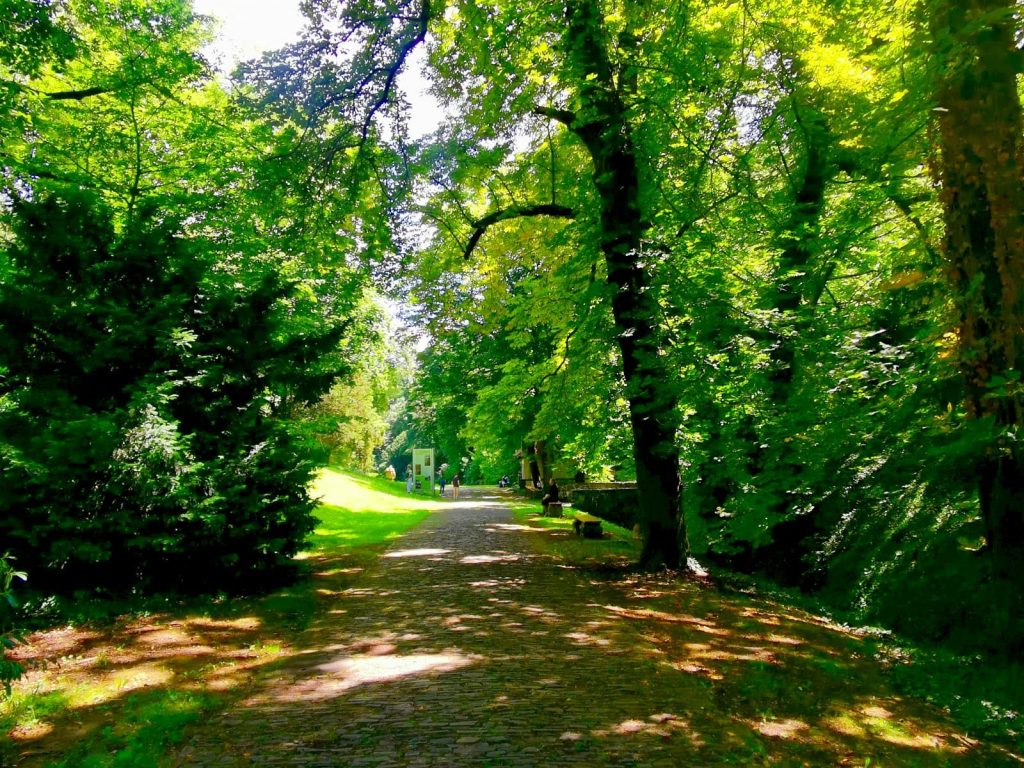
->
xmin=171 ymin=487 xmax=1020 ymax=767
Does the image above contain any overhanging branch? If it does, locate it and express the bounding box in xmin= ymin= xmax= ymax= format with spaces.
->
xmin=533 ymin=105 xmax=577 ymax=126
xmin=46 ymin=86 xmax=113 ymax=101
xmin=359 ymin=0 xmax=431 ymax=144
xmin=463 ymin=204 xmax=576 ymax=259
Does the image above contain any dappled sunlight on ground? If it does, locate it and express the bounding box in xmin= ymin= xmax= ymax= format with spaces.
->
xmin=459 ymin=552 xmax=525 ymax=564
xmin=1 ymin=547 xmax=381 ymax=765
xmin=485 ymin=522 xmax=551 ymax=533
xmin=445 ymin=499 xmax=507 ymax=511
xmin=245 ymin=650 xmax=480 ymax=704
xmin=814 ymin=699 xmax=976 ymax=752
xmin=9 ymin=720 xmax=55 ymax=741
xmin=10 ymin=484 xmax=1023 ymax=767
xmin=383 ymin=548 xmax=451 ymax=558
xmin=4 ymin=619 xmax=284 ymax=767
xmin=751 ymin=717 xmax=810 ymax=739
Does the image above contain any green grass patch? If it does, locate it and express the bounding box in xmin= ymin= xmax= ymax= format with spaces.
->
xmin=304 ymin=467 xmax=443 ymax=553
xmin=883 ymin=645 xmax=1024 ymax=749
xmin=509 ymin=500 xmax=642 ymax=566
xmin=0 ymin=689 xmax=68 ymax=734
xmin=51 ymin=689 xmax=220 ymax=768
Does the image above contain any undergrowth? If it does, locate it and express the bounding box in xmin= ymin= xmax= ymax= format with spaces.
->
xmin=711 ymin=564 xmax=1024 ymax=751
xmin=50 ymin=690 xmax=221 ymax=768
xmin=2 ymin=467 xmax=434 ymax=766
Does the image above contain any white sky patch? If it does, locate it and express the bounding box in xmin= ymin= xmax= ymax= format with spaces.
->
xmin=193 ymin=0 xmax=305 ymax=71
xmin=194 ymin=0 xmax=443 ymax=138
xmin=400 ymin=44 xmax=445 ymax=139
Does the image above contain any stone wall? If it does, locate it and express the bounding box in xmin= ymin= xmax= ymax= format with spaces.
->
xmin=568 ymin=484 xmax=639 ymax=529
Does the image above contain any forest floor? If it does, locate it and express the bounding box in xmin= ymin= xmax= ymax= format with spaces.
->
xmin=4 ymin=478 xmax=1023 ymax=767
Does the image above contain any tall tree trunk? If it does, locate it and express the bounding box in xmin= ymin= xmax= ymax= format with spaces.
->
xmin=534 ymin=439 xmax=551 ymax=486
xmin=764 ymin=110 xmax=829 ymax=404
xmin=741 ymin=111 xmax=831 ymax=583
xmin=558 ymin=0 xmax=686 ymax=569
xmin=932 ymin=0 xmax=1024 ymax=572
xmin=747 ymin=110 xmax=830 ymax=481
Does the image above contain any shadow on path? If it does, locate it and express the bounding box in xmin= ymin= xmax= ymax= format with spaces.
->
xmin=171 ymin=487 xmax=1022 ymax=767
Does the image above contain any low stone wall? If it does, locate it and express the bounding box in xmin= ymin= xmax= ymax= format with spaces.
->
xmin=568 ymin=484 xmax=639 ymax=529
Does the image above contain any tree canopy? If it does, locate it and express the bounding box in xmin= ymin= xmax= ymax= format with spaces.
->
xmin=2 ymin=0 xmax=1022 ymax=655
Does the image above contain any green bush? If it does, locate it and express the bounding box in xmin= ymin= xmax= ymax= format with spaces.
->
xmin=0 ymin=554 xmax=26 ymax=697
xmin=0 ymin=192 xmax=346 ymax=594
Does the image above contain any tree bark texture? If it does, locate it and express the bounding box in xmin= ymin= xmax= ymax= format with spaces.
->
xmin=932 ymin=0 xmax=1024 ymax=566
xmin=560 ymin=0 xmax=686 ymax=569
xmin=764 ymin=111 xmax=829 ymax=404
xmin=740 ymin=111 xmax=832 ymax=583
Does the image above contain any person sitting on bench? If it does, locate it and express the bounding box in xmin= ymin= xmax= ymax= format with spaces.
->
xmin=541 ymin=479 xmax=559 ymax=508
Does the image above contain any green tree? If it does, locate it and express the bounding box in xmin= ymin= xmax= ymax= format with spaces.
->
xmin=929 ymin=0 xmax=1024 ymax=572
xmin=0 ymin=191 xmax=348 ymax=591
xmin=0 ymin=553 xmax=27 ymax=697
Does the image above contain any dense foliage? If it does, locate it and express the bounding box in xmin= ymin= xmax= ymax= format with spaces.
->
xmin=2 ymin=0 xmax=1022 ymax=662
xmin=358 ymin=0 xmax=1021 ymax=650
xmin=0 ymin=0 xmax=381 ymax=609
xmin=0 ymin=553 xmax=25 ymax=695
xmin=0 ymin=192 xmax=348 ymax=591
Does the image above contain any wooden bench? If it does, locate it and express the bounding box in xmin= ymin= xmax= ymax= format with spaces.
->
xmin=543 ymin=501 xmax=564 ymax=517
xmin=572 ymin=511 xmax=603 ymax=538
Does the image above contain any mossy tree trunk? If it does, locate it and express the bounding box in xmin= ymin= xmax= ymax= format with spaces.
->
xmin=932 ymin=0 xmax=1024 ymax=571
xmin=552 ymin=0 xmax=686 ymax=570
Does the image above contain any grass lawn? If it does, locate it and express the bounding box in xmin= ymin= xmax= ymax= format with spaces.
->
xmin=507 ymin=496 xmax=643 ymax=567
xmin=1 ymin=467 xmax=437 ymax=768
xmin=305 ymin=467 xmax=445 ymax=554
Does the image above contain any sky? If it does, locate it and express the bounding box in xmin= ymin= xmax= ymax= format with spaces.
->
xmin=190 ymin=0 xmax=438 ymax=343
xmin=191 ymin=0 xmax=305 ymax=71
xmin=192 ymin=0 xmax=443 ymax=137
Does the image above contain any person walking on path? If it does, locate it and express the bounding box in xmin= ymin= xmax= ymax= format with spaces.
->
xmin=405 ymin=467 xmax=414 ymax=493
xmin=439 ymin=471 xmax=447 ymax=496
xmin=452 ymin=472 xmax=460 ymax=499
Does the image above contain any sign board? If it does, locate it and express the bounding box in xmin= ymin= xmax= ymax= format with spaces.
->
xmin=412 ymin=447 xmax=435 ymax=493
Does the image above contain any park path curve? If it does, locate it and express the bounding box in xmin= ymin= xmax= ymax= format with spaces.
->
xmin=170 ymin=487 xmax=1019 ymax=768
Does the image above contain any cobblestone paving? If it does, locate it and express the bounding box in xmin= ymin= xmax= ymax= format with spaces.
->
xmin=170 ymin=489 xmax=1019 ymax=767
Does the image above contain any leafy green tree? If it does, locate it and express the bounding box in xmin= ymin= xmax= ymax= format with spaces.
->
xmin=2 ymin=0 xmax=215 ymax=215
xmin=659 ymin=1 xmax=941 ymax=576
xmin=0 ymin=553 xmax=26 ymax=697
xmin=427 ymin=0 xmax=688 ymax=567
xmin=929 ymin=0 xmax=1024 ymax=571
xmin=300 ymin=296 xmax=411 ymax=471
xmin=0 ymin=0 xmax=75 ymax=111
xmin=0 ymin=191 xmax=348 ymax=591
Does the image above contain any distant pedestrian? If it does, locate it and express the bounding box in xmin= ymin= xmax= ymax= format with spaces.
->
xmin=406 ymin=467 xmax=414 ymax=493
xmin=452 ymin=473 xmax=461 ymax=499
xmin=439 ymin=472 xmax=447 ymax=496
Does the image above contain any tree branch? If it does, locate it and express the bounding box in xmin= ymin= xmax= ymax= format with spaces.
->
xmin=888 ymin=192 xmax=941 ymax=265
xmin=463 ymin=204 xmax=576 ymax=259
xmin=359 ymin=0 xmax=430 ymax=145
xmin=45 ymin=86 xmax=112 ymax=101
xmin=533 ymin=105 xmax=577 ymax=126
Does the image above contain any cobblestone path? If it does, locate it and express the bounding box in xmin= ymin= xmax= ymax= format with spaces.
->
xmin=170 ymin=488 xmax=1019 ymax=767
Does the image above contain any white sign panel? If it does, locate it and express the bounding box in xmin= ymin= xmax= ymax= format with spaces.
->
xmin=411 ymin=447 xmax=435 ymax=493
